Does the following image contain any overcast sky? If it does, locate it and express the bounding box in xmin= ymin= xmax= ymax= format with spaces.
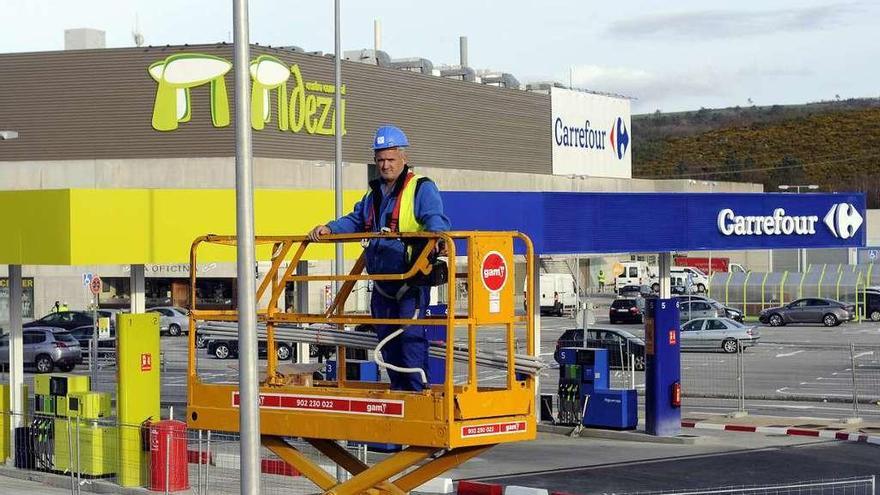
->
xmin=1 ymin=0 xmax=877 ymax=113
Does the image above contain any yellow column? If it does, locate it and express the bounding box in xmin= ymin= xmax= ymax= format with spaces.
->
xmin=117 ymin=313 xmax=161 ymax=487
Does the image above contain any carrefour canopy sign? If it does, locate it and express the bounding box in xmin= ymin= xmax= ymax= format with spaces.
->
xmin=550 ymin=87 xmax=631 ymax=179
xmin=439 ymin=192 xmax=866 ymax=255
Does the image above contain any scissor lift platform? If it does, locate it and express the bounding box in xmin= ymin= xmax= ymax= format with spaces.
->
xmin=186 ymin=231 xmax=536 ymax=494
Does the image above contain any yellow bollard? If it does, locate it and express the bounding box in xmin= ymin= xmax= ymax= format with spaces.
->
xmin=116 ymin=313 xmax=161 ymax=487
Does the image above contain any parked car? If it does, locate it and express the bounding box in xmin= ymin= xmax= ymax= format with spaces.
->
xmin=676 ymin=295 xmax=743 ymax=322
xmin=680 ymin=318 xmax=760 ymax=353
xmin=839 ymin=291 xmax=880 ymax=322
xmin=609 ymin=298 xmax=644 ymax=324
xmin=618 ymin=285 xmax=653 ymax=298
xmin=0 ymin=327 xmax=82 ymax=373
xmin=24 ymin=310 xmax=118 ymax=331
xmin=148 ymin=306 xmax=189 ymax=336
xmin=68 ymin=325 xmax=117 ymax=350
xmin=554 ymin=327 xmax=646 ymax=370
xmin=207 ymin=338 xmax=295 ymax=361
xmin=678 ymin=299 xmax=723 ymax=321
xmin=759 ymin=298 xmax=855 ymax=327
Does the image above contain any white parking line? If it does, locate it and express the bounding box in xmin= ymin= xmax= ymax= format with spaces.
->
xmin=775 ymin=350 xmax=805 ymax=358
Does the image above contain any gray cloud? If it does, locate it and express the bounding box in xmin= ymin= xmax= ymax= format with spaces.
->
xmin=565 ymin=65 xmax=723 ymax=103
xmin=609 ymin=3 xmax=862 ymax=39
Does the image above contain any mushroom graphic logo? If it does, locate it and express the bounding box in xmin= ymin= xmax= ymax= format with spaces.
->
xmin=249 ymin=55 xmax=291 ymax=131
xmin=148 ymin=53 xmax=232 ymax=131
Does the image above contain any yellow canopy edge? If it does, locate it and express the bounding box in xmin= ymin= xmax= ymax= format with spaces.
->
xmin=0 ymin=189 xmax=364 ymax=265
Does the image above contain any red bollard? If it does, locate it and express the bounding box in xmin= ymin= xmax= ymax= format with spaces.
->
xmin=150 ymin=420 xmax=189 ymax=492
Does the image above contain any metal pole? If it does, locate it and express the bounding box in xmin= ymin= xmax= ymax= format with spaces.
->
xmin=197 ymin=430 xmax=203 ymax=494
xmin=334 ymin=0 xmax=344 ymax=295
xmin=850 ymin=343 xmax=860 ymax=418
xmin=333 ymin=5 xmax=346 ymax=486
xmin=737 ymin=341 xmax=745 ymax=413
xmin=76 ymin=416 xmax=81 ymax=494
xmin=8 ymin=265 xmax=24 ymax=462
xmin=165 ymin=433 xmax=171 ymax=495
xmin=91 ymin=292 xmax=99 ymax=386
xmin=67 ymin=418 xmax=75 ymax=494
xmin=205 ymin=431 xmax=212 ymax=495
xmin=531 ymin=256 xmax=542 ymax=406
xmin=130 ymin=264 xmax=146 ymax=313
xmin=231 ymin=0 xmax=261 ymax=493
xmin=658 ymin=253 xmax=672 ymax=298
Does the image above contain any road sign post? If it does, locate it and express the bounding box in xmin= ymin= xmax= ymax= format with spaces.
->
xmin=90 ymin=276 xmax=103 ymax=386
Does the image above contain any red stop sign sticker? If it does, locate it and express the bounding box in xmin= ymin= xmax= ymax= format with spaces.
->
xmin=480 ymin=251 xmax=508 ymax=292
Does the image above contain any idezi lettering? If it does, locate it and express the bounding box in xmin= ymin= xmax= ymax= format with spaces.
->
xmin=150 ymin=53 xmax=346 ymax=136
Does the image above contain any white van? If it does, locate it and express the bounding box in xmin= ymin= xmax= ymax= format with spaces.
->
xmin=615 ymin=262 xmax=708 ymax=294
xmin=615 ymin=261 xmax=655 ymax=291
xmin=671 ymin=266 xmax=709 ymax=293
xmin=524 ymin=273 xmax=578 ymax=316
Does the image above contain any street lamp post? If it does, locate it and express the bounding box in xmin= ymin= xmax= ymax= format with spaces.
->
xmin=778 ymin=184 xmax=819 ymax=272
xmin=1 ymin=130 xmax=22 ymax=464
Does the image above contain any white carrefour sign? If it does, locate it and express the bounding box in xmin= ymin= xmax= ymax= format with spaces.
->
xmin=550 ymin=87 xmax=631 ymax=179
xmin=717 ymin=203 xmax=863 ymax=239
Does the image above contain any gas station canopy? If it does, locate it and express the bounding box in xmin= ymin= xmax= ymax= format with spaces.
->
xmin=0 ymin=189 xmax=867 ymax=266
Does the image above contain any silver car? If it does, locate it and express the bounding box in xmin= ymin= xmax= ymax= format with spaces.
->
xmin=0 ymin=327 xmax=83 ymax=373
xmin=678 ymin=299 xmax=723 ymax=321
xmin=759 ymin=298 xmax=855 ymax=327
xmin=149 ymin=306 xmax=189 ymax=337
xmin=681 ymin=317 xmax=760 ymax=353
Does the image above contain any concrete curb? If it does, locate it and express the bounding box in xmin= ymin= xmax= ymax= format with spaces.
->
xmin=537 ymin=423 xmax=706 ymax=444
xmin=681 ymin=420 xmax=880 ymax=445
xmin=0 ymin=463 xmax=152 ymax=494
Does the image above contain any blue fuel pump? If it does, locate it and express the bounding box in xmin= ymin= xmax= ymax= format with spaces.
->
xmin=644 ymin=298 xmax=682 ymax=436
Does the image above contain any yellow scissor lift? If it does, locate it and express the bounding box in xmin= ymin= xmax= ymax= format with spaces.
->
xmin=187 ymin=231 xmax=536 ymax=495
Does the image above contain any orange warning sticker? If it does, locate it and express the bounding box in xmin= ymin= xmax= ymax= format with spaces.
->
xmin=668 ymin=330 xmax=677 ymax=346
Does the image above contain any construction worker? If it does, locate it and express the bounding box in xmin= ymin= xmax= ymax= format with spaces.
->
xmin=50 ymin=301 xmax=61 ymax=313
xmin=60 ymin=301 xmax=69 ymax=312
xmin=309 ymin=125 xmax=450 ymax=391
xmin=597 ymin=270 xmax=606 ymax=293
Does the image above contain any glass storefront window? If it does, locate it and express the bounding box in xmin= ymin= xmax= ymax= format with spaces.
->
xmin=0 ymin=277 xmax=35 ymax=321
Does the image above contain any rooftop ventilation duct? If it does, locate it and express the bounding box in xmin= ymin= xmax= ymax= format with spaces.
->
xmin=480 ymin=73 xmax=520 ymax=90
xmin=389 ymin=57 xmax=434 ymax=75
xmin=343 ymin=49 xmax=392 ymax=67
xmin=440 ymin=66 xmax=476 ymax=83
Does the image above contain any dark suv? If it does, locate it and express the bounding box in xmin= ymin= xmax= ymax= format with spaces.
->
xmin=554 ymin=328 xmax=646 ymax=370
xmin=609 ymin=298 xmax=644 ymax=324
xmin=840 ymin=291 xmax=880 ymax=322
xmin=25 ymin=310 xmax=117 ymax=331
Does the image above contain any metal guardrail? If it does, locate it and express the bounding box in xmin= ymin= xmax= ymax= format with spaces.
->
xmin=680 ymin=340 xmax=880 ymax=419
xmin=623 ymin=476 xmax=875 ymax=495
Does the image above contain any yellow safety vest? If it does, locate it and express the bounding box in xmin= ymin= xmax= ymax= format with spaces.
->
xmin=396 ymin=173 xmax=424 ymax=233
xmin=366 ymin=172 xmax=425 ymax=233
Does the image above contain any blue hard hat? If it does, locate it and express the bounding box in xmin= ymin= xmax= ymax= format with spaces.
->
xmin=372 ymin=125 xmax=409 ymax=151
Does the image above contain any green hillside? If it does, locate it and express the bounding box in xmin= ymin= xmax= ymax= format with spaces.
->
xmin=632 ymin=99 xmax=880 ymax=207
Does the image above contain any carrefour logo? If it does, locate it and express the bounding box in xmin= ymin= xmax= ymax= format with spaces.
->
xmin=717 ymin=203 xmax=862 ymax=238
xmin=824 ymin=203 xmax=863 ymax=239
xmin=610 ymin=117 xmax=629 ymax=160
xmin=553 ymin=116 xmax=629 ymax=160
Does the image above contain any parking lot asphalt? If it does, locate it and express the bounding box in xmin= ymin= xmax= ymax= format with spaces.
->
xmin=1 ymin=311 xmax=878 ymax=494
xmin=459 ymin=432 xmax=880 ymax=494
xmin=4 ymin=312 xmax=876 ymax=422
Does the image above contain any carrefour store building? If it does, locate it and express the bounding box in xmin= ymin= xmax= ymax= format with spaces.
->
xmin=0 ymin=41 xmax=806 ymax=318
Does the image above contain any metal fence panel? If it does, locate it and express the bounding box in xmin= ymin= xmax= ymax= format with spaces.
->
xmin=621 ymin=476 xmax=876 ymax=495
